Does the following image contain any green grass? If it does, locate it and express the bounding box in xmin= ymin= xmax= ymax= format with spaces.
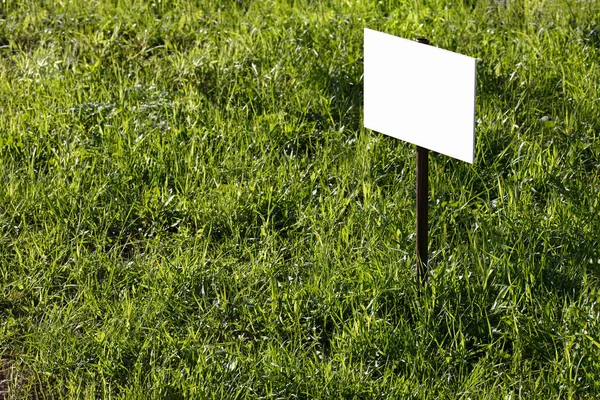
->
xmin=1 ymin=0 xmax=600 ymax=398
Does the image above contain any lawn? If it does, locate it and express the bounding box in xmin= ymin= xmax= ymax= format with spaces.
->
xmin=1 ymin=0 xmax=599 ymax=398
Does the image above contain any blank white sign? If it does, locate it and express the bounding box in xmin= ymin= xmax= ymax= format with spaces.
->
xmin=364 ymin=28 xmax=476 ymax=163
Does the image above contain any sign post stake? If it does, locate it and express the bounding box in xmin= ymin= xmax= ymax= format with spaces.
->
xmin=416 ymin=145 xmax=429 ymax=284
xmin=415 ymin=38 xmax=430 ymax=284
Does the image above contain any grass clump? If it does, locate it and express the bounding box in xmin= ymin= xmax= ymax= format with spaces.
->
xmin=1 ymin=0 xmax=599 ymax=398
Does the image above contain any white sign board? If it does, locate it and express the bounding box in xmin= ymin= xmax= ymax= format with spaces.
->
xmin=363 ymin=28 xmax=476 ymax=163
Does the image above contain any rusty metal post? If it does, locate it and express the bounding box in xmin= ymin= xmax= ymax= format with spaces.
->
xmin=415 ymin=38 xmax=430 ymax=284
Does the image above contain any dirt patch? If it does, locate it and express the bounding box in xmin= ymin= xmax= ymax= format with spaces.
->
xmin=0 ymin=358 xmax=26 ymax=400
xmin=0 ymin=358 xmax=9 ymax=400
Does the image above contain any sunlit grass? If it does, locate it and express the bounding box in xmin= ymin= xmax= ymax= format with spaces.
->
xmin=1 ymin=0 xmax=599 ymax=398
